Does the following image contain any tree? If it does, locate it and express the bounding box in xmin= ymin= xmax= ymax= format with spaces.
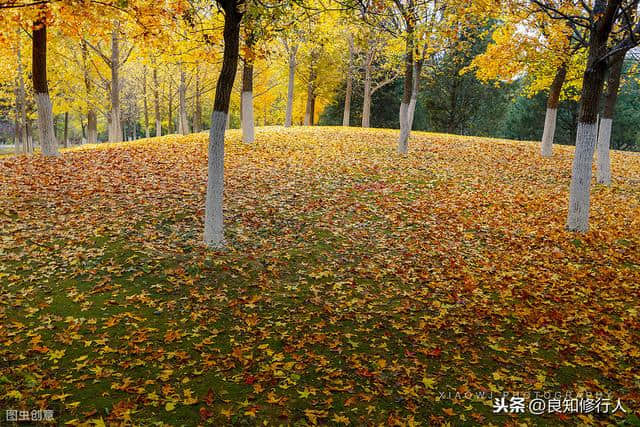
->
xmin=596 ymin=51 xmax=625 ymax=185
xmin=530 ymin=0 xmax=640 ymax=231
xmin=204 ymin=0 xmax=243 ymax=247
xmin=33 ymin=12 xmax=60 ymax=156
xmin=469 ymin=6 xmax=586 ymax=158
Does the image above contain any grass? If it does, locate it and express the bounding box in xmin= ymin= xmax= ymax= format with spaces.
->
xmin=0 ymin=126 xmax=639 ymax=426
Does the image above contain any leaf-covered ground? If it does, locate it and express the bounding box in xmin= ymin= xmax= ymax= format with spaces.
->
xmin=1 ymin=127 xmax=639 ymax=426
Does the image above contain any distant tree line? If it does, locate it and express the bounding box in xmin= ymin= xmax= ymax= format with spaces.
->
xmin=321 ymin=32 xmax=640 ymax=152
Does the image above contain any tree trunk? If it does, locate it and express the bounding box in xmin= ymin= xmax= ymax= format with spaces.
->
xmin=304 ymin=49 xmax=319 ymax=126
xmin=285 ymin=44 xmax=297 ymax=128
xmin=362 ymin=59 xmax=372 ymax=128
xmin=194 ymin=65 xmax=202 ymax=132
xmin=304 ymin=81 xmax=314 ymax=126
xmin=168 ymin=79 xmax=173 ymax=134
xmin=153 ymin=66 xmax=161 ymax=137
xmin=63 ymin=112 xmax=69 ymax=148
xmin=32 ymin=18 xmax=59 ymax=156
xmin=26 ymin=121 xmax=33 ymax=154
xmin=205 ymin=1 xmax=242 ymax=247
xmin=108 ymin=21 xmax=122 ymax=143
xmin=398 ymin=25 xmax=414 ymax=155
xmin=143 ymin=65 xmax=150 ymax=138
xmin=81 ymin=41 xmax=98 ymax=144
xmin=15 ymin=37 xmax=27 ymax=155
xmin=241 ymin=54 xmax=254 ymax=143
xmin=541 ymin=64 xmax=567 ymax=157
xmin=407 ymin=59 xmax=422 ymax=131
xmin=178 ymin=63 xmax=189 ymax=135
xmin=343 ymin=35 xmax=354 ymax=127
xmin=13 ymin=107 xmax=21 ymax=155
xmin=566 ymin=2 xmax=618 ymax=232
xmin=596 ymin=51 xmax=625 ymax=185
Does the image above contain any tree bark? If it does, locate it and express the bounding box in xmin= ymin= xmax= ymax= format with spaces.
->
xmin=596 ymin=51 xmax=625 ymax=185
xmin=15 ymin=36 xmax=27 ymax=155
xmin=63 ymin=112 xmax=69 ymax=148
xmin=343 ymin=34 xmax=354 ymax=127
xmin=566 ymin=1 xmax=619 ymax=232
xmin=168 ymin=79 xmax=173 ymax=134
xmin=398 ymin=24 xmax=414 ymax=155
xmin=241 ymin=50 xmax=255 ymax=143
xmin=285 ymin=44 xmax=297 ymax=128
xmin=32 ymin=17 xmax=59 ymax=156
xmin=205 ymin=0 xmax=242 ymax=247
xmin=143 ymin=65 xmax=150 ymax=138
xmin=407 ymin=59 xmax=422 ymax=131
xmin=305 ymin=80 xmax=315 ymax=126
xmin=108 ymin=21 xmax=122 ymax=143
xmin=194 ymin=65 xmax=202 ymax=132
xmin=362 ymin=53 xmax=373 ymax=128
xmin=541 ymin=65 xmax=567 ymax=157
xmin=153 ymin=66 xmax=161 ymax=136
xmin=81 ymin=40 xmax=98 ymax=144
xmin=178 ymin=62 xmax=189 ymax=135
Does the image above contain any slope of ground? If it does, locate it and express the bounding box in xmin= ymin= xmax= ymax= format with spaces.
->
xmin=1 ymin=127 xmax=639 ymax=426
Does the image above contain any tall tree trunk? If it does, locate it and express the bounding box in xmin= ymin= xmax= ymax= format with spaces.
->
xmin=541 ymin=64 xmax=567 ymax=157
xmin=194 ymin=65 xmax=202 ymax=132
xmin=566 ymin=1 xmax=618 ymax=232
xmin=398 ymin=24 xmax=414 ymax=155
xmin=168 ymin=79 xmax=173 ymax=134
xmin=343 ymin=35 xmax=354 ymax=127
xmin=26 ymin=121 xmax=33 ymax=154
xmin=32 ymin=18 xmax=59 ymax=156
xmin=285 ymin=44 xmax=297 ymax=128
xmin=81 ymin=41 xmax=98 ymax=144
xmin=362 ymin=56 xmax=372 ymax=128
xmin=143 ymin=65 xmax=150 ymax=138
xmin=15 ymin=36 xmax=27 ymax=155
xmin=13 ymin=101 xmax=21 ymax=155
xmin=407 ymin=59 xmax=422 ymax=131
xmin=63 ymin=112 xmax=69 ymax=148
xmin=304 ymin=80 xmax=315 ymax=126
xmin=596 ymin=51 xmax=625 ymax=185
xmin=241 ymin=56 xmax=255 ymax=143
xmin=108 ymin=22 xmax=122 ymax=142
xmin=153 ymin=66 xmax=161 ymax=137
xmin=178 ymin=63 xmax=189 ymax=135
xmin=304 ymin=51 xmax=318 ymax=126
xmin=204 ymin=1 xmax=242 ymax=247
xmin=108 ymin=21 xmax=122 ymax=143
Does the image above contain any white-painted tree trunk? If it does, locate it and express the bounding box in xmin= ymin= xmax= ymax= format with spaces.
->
xmin=407 ymin=97 xmax=417 ymax=131
xmin=398 ymin=102 xmax=410 ymax=155
xmin=567 ymin=122 xmax=598 ymax=232
xmin=541 ymin=108 xmax=557 ymax=157
xmin=204 ymin=110 xmax=227 ymax=247
xmin=241 ymin=91 xmax=254 ymax=143
xmin=178 ymin=66 xmax=189 ymax=135
xmin=285 ymin=46 xmax=296 ymax=128
xmin=596 ymin=117 xmax=612 ymax=185
xmin=35 ymin=93 xmax=59 ymax=156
